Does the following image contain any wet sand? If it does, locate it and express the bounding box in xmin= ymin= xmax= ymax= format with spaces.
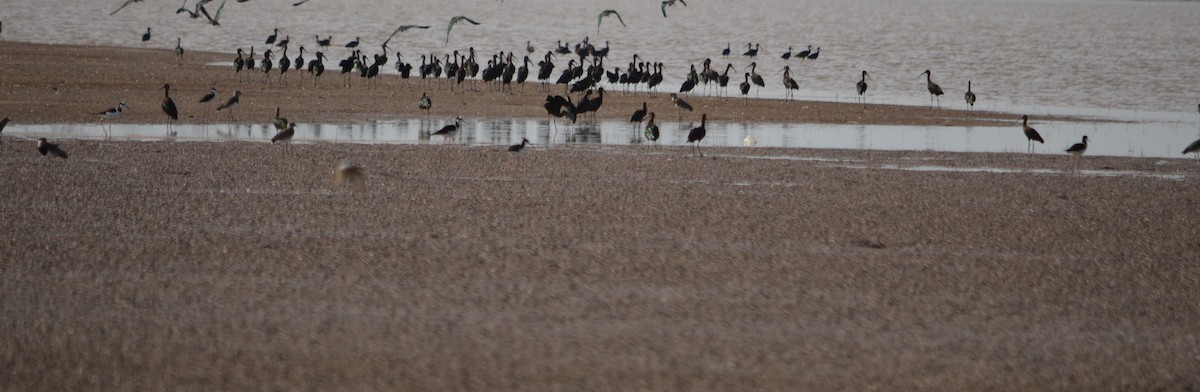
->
xmin=2 ymin=41 xmax=1200 ymax=390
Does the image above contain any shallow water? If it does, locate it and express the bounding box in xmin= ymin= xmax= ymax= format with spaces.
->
xmin=3 ymin=0 xmax=1199 ymax=117
xmin=7 ymin=117 xmax=1199 ymax=159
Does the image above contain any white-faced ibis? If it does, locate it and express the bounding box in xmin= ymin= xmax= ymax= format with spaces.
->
xmin=781 ymin=66 xmax=798 ymax=101
xmin=721 ymin=43 xmax=730 ymax=57
xmin=1020 ymin=115 xmax=1045 ymax=153
xmin=856 ymin=70 xmax=870 ymax=105
xmin=160 ymin=83 xmax=178 ymax=132
xmin=687 ymin=113 xmax=707 ymax=157
xmin=781 ymin=46 xmax=792 ymax=60
xmin=965 ymin=80 xmax=976 ymax=109
xmin=743 ymin=43 xmax=759 ymax=58
xmin=919 ymin=69 xmax=944 ymax=108
xmin=36 ymin=138 xmax=68 ymax=159
xmin=266 ymin=28 xmax=278 ymax=45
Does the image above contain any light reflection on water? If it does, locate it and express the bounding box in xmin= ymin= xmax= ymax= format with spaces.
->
xmin=7 ymin=117 xmax=1200 ymax=159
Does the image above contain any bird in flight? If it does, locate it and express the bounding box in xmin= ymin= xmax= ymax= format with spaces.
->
xmin=661 ymin=0 xmax=687 ymax=18
xmin=445 ymin=16 xmax=480 ymax=46
xmin=110 ymin=0 xmax=144 ymax=16
xmin=199 ymin=0 xmax=225 ymax=26
xmin=597 ymin=10 xmax=626 ymax=35
xmin=382 ymin=24 xmax=430 ymax=49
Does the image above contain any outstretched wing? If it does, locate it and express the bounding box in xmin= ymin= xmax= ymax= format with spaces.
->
xmin=110 ymin=0 xmax=139 ymax=16
xmin=611 ymin=10 xmax=626 ymax=27
xmin=661 ymin=1 xmax=668 ymax=17
xmin=292 ymin=0 xmax=312 ymax=6
xmin=210 ymin=0 xmax=226 ymax=25
xmin=383 ymin=25 xmax=429 ymax=47
xmin=678 ymin=0 xmax=687 ymax=6
xmin=445 ymin=17 xmax=479 ymax=46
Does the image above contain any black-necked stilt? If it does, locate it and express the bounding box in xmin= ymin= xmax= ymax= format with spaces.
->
xmin=111 ymin=0 xmax=143 ymax=16
xmin=94 ymin=101 xmax=126 ymax=137
xmin=276 ymin=35 xmax=289 ymax=47
xmin=444 ymin=16 xmax=480 ymax=46
xmin=160 ymin=83 xmax=178 ymax=132
xmin=507 ymin=138 xmax=532 ymax=152
xmin=806 ymin=47 xmax=820 ymax=60
xmin=856 ymin=70 xmax=870 ymax=105
xmin=661 ymin=0 xmax=686 ymax=17
xmin=1020 ymin=115 xmax=1045 ymax=153
xmin=265 ymin=28 xmax=278 ymax=45
xmin=199 ymin=87 xmax=217 ymax=103
xmin=630 ymin=101 xmax=647 ymax=123
xmin=432 ymin=117 xmax=464 ymax=141
xmin=743 ymin=43 xmax=759 ymax=58
xmin=316 ymin=35 xmax=331 ymax=47
xmin=36 ymin=138 xmax=68 ymax=159
xmin=1066 ymin=135 xmax=1089 ymax=171
xmin=965 ymin=80 xmax=976 ymax=110
xmin=796 ymin=45 xmax=812 ymax=60
xmin=781 ymin=46 xmax=793 ymax=60
xmin=141 ymin=27 xmax=152 ymax=42
xmin=332 ymin=161 xmax=365 ymax=191
xmin=597 ymin=10 xmax=626 ymax=35
xmin=687 ymin=114 xmax=707 ymax=156
xmin=217 ymin=90 xmax=240 ymax=121
xmin=919 ymin=69 xmax=944 ymax=108
xmin=271 ymin=122 xmax=296 ymax=146
xmin=644 ymin=112 xmax=660 ymax=143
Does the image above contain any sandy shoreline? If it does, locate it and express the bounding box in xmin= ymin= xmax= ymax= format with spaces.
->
xmin=3 ymin=40 xmax=1200 ymax=389
xmin=0 ymin=41 xmax=1087 ymax=128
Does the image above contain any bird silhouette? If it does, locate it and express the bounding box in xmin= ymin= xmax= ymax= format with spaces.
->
xmin=382 ymin=24 xmax=430 ymax=49
xmin=37 ymin=138 xmax=68 ymax=159
xmin=199 ymin=0 xmax=224 ymax=26
xmin=661 ymin=0 xmax=687 ymax=17
xmin=597 ymin=10 xmax=626 ymax=35
xmin=444 ymin=16 xmax=480 ymax=46
xmin=110 ymin=0 xmax=144 ymax=16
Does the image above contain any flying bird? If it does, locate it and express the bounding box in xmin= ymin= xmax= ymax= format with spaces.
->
xmin=199 ymin=0 xmax=225 ymax=26
xmin=597 ymin=10 xmax=626 ymax=35
xmin=110 ymin=0 xmax=144 ymax=16
xmin=292 ymin=0 xmax=313 ymax=5
xmin=661 ymin=0 xmax=687 ymax=18
xmin=382 ymin=24 xmax=429 ymax=49
xmin=444 ymin=16 xmax=480 ymax=46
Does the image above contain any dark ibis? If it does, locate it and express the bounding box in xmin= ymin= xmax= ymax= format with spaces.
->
xmin=1020 ymin=115 xmax=1044 ymax=153
xmin=919 ymin=69 xmax=944 ymax=108
xmin=687 ymin=114 xmax=707 ymax=157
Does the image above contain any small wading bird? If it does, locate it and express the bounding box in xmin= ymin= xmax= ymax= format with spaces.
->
xmin=271 ymin=122 xmax=296 ymax=144
xmin=175 ymin=38 xmax=184 ymax=59
xmin=344 ymin=36 xmax=359 ymax=48
xmin=94 ymin=101 xmax=126 ymax=137
xmin=1182 ymin=138 xmax=1200 ymax=160
xmin=507 ymin=138 xmax=532 ymax=152
xmin=661 ymin=0 xmax=687 ymax=17
xmin=265 ymin=28 xmax=278 ymax=45
xmin=217 ymin=90 xmax=241 ymax=120
xmin=644 ymin=112 xmax=660 ymax=143
xmin=919 ymin=69 xmax=944 ymax=108
xmin=444 ymin=16 xmax=480 ymax=46
xmin=160 ymin=83 xmax=178 ymax=132
xmin=1066 ymin=135 xmax=1089 ymax=171
xmin=141 ymin=27 xmax=152 ymax=42
xmin=37 ymin=138 xmax=68 ymax=159
xmin=596 ymin=10 xmax=626 ymax=35
xmin=332 ymin=161 xmax=366 ymax=192
xmin=1020 ymin=115 xmax=1044 ymax=153
xmin=856 ymin=70 xmax=870 ymax=105
xmin=670 ymin=93 xmax=693 ymax=122
xmin=316 ymin=35 xmax=331 ymax=47
xmin=418 ymin=92 xmax=432 ymax=114
xmin=687 ymin=113 xmax=707 ymax=157
xmin=111 ymin=0 xmax=144 ymax=16
xmin=199 ymin=87 xmax=217 ymax=102
xmin=432 ymin=117 xmax=464 ymax=142
xmin=965 ymin=80 xmax=976 ymax=109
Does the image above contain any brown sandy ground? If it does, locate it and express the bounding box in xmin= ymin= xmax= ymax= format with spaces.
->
xmin=1 ymin=137 xmax=1199 ymax=390
xmin=0 ymin=41 xmax=1092 ymax=128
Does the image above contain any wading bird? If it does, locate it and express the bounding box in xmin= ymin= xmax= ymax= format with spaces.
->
xmin=1182 ymin=138 xmax=1200 ymax=160
xmin=781 ymin=66 xmax=798 ymax=101
xmin=418 ymin=92 xmax=432 ymax=114
xmin=670 ymin=93 xmax=693 ymax=122
xmin=36 ymin=138 xmax=68 ymax=159
xmin=345 ymin=36 xmax=359 ymax=48
xmin=687 ymin=114 xmax=707 ymax=156
xmin=644 ymin=112 xmax=659 ymax=143
xmin=265 ymin=28 xmax=278 ymax=45
xmin=217 ymin=90 xmax=241 ymax=120
xmin=597 ymin=10 xmax=626 ymax=35
xmin=507 ymin=138 xmax=532 ymax=152
xmin=0 ymin=117 xmax=8 ymax=143
xmin=1020 ymin=115 xmax=1044 ymax=153
xmin=316 ymin=35 xmax=331 ymax=47
xmin=141 ymin=27 xmax=152 ymax=42
xmin=95 ymin=101 xmax=126 ymax=137
xmin=856 ymin=70 xmax=869 ymax=105
xmin=661 ymin=0 xmax=687 ymax=17
xmin=432 ymin=117 xmax=464 ymax=141
xmin=1066 ymin=135 xmax=1089 ymax=171
xmin=160 ymin=83 xmax=178 ymax=131
xmin=271 ymin=122 xmax=295 ymax=145
xmin=919 ymin=69 xmax=944 ymax=108
xmin=630 ymin=101 xmax=647 ymax=124
xmin=199 ymin=87 xmax=217 ymax=102
xmin=444 ymin=16 xmax=480 ymax=46
xmin=965 ymin=80 xmax=976 ymax=109
xmin=175 ymin=38 xmax=184 ymax=59
xmin=721 ymin=43 xmax=730 ymax=57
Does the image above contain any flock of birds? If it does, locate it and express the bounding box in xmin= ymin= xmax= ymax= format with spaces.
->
xmin=3 ymin=0 xmax=1199 ymax=166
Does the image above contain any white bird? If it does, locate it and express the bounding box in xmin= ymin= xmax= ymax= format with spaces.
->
xmin=110 ymin=0 xmax=144 ymax=16
xmin=597 ymin=10 xmax=626 ymax=35
xmin=444 ymin=16 xmax=480 ymax=46
xmin=382 ymin=24 xmax=429 ymax=49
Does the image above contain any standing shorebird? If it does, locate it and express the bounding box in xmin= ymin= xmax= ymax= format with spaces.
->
xmin=721 ymin=43 xmax=730 ymax=57
xmin=271 ymin=122 xmax=296 ymax=145
xmin=781 ymin=66 xmax=798 ymax=101
xmin=217 ymin=90 xmax=241 ymax=120
xmin=670 ymin=93 xmax=693 ymax=122
xmin=265 ymin=28 xmax=279 ymax=45
xmin=630 ymin=101 xmax=647 ymax=124
xmin=94 ymin=101 xmax=126 ymax=137
xmin=36 ymin=138 xmax=68 ymax=159
xmin=141 ymin=27 xmax=152 ymax=42
xmin=746 ymin=62 xmax=765 ymax=97
xmin=1182 ymin=138 xmax=1200 ymax=160
xmin=160 ymin=83 xmax=178 ymax=132
xmin=418 ymin=92 xmax=432 ymax=115
xmin=687 ymin=114 xmax=707 ymax=157
xmin=175 ymin=38 xmax=184 ymax=60
xmin=199 ymin=87 xmax=218 ymax=103
xmin=432 ymin=117 xmax=464 ymax=142
xmin=965 ymin=80 xmax=976 ymax=110
xmin=742 ymin=43 xmax=759 ymax=58
xmin=644 ymin=112 xmax=660 ymax=143
xmin=1066 ymin=135 xmax=1089 ymax=171
xmin=1020 ymin=115 xmax=1045 ymax=153
xmin=919 ymin=69 xmax=944 ymax=108
xmin=856 ymin=70 xmax=870 ymax=105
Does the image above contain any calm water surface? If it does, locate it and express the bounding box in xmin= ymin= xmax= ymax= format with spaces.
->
xmin=4 ymin=0 xmax=1200 ymax=116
